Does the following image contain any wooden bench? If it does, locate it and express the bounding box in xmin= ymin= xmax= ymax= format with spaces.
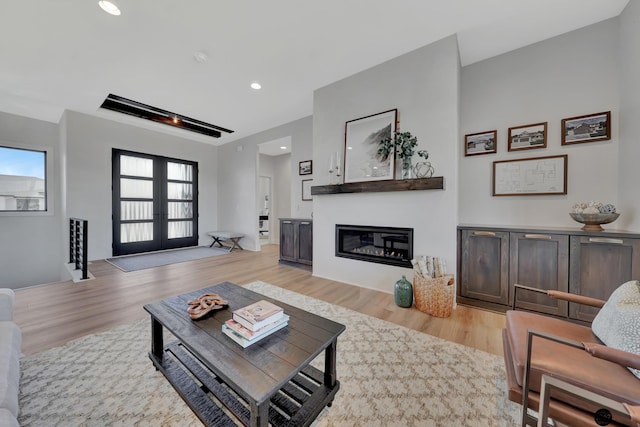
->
xmin=206 ymin=231 xmax=244 ymax=251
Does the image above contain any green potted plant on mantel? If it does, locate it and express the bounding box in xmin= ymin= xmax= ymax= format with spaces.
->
xmin=377 ymin=131 xmax=418 ymax=179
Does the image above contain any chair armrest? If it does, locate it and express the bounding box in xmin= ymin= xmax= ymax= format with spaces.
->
xmin=0 ymin=289 xmax=15 ymax=321
xmin=623 ymin=403 xmax=640 ymax=426
xmin=547 ymin=290 xmax=605 ymax=308
xmin=583 ymin=342 xmax=640 ymax=371
xmin=513 ymin=284 xmax=605 ymax=310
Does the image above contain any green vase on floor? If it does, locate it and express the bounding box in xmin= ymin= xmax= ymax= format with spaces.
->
xmin=394 ymin=275 xmax=413 ymax=308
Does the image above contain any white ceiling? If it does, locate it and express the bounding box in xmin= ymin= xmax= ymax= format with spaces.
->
xmin=0 ymin=0 xmax=629 ymax=146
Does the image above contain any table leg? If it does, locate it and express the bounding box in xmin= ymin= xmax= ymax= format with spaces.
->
xmin=323 ymin=339 xmax=338 ymax=407
xmin=324 ymin=339 xmax=338 ymax=388
xmin=249 ymin=400 xmax=269 ymax=427
xmin=151 ymin=316 xmax=164 ymax=366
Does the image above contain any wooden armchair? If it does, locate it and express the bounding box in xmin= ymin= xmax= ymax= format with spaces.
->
xmin=503 ymin=283 xmax=640 ymax=426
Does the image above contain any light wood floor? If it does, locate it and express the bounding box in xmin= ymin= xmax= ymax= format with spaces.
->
xmin=13 ymin=244 xmax=506 ymax=357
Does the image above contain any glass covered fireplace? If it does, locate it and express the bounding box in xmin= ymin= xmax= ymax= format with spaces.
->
xmin=335 ymin=224 xmax=413 ymax=268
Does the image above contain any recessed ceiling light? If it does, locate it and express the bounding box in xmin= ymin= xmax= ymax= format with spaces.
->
xmin=280 ymin=146 xmax=287 ymax=150
xmin=250 ymin=82 xmax=262 ymax=90
xmin=98 ymin=1 xmax=121 ymax=15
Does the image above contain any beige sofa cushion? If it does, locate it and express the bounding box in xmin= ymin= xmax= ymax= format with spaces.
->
xmin=0 ymin=408 xmax=19 ymax=427
xmin=0 ymin=290 xmax=13 ymax=322
xmin=0 ymin=322 xmax=21 ymax=417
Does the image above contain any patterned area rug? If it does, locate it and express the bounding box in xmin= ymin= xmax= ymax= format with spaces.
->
xmin=106 ymin=246 xmax=230 ymax=272
xmin=18 ymin=281 xmax=521 ymax=426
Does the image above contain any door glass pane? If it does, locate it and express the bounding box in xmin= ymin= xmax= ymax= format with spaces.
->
xmin=167 ymin=202 xmax=192 ymax=219
xmin=121 ymin=201 xmax=153 ymax=220
xmin=121 ymin=178 xmax=153 ymax=198
xmin=167 ymin=182 xmax=192 ymax=200
xmin=168 ymin=221 xmax=192 ymax=239
xmin=120 ymin=222 xmax=153 ymax=243
xmin=167 ymin=162 xmax=192 ymax=181
xmin=121 ymin=155 xmax=153 ymax=177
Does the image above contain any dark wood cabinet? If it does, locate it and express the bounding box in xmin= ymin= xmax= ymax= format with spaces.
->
xmin=569 ymin=235 xmax=640 ymax=322
xmin=458 ymin=225 xmax=640 ymax=321
xmin=509 ymin=232 xmax=568 ymax=317
xmin=297 ymin=221 xmax=313 ymax=264
xmin=279 ymin=220 xmax=296 ymax=262
xmin=279 ymin=218 xmax=313 ymax=266
xmin=459 ymin=229 xmax=509 ymax=306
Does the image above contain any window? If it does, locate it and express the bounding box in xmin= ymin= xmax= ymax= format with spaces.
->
xmin=0 ymin=146 xmax=47 ymax=212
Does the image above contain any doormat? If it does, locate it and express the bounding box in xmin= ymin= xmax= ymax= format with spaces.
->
xmin=106 ymin=246 xmax=230 ymax=272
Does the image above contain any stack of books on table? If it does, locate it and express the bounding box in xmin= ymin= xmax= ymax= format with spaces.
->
xmin=222 ymin=300 xmax=288 ymax=348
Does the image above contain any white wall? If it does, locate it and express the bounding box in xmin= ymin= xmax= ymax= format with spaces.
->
xmin=258 ymin=153 xmax=291 ymax=244
xmin=460 ymin=19 xmax=621 ymax=228
xmin=64 ymin=111 xmax=219 ymax=261
xmin=273 ymin=154 xmax=292 ymax=242
xmin=217 ymin=116 xmax=312 ymax=251
xmin=312 ymin=35 xmax=460 ymax=294
xmin=619 ymin=2 xmax=640 ymax=231
xmin=0 ymin=112 xmax=62 ymax=288
xmin=258 ymin=155 xmax=274 ymax=242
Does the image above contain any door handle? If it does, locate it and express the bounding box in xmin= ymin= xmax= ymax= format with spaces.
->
xmin=589 ymin=237 xmax=623 ymax=244
xmin=524 ymin=234 xmax=551 ymax=240
xmin=472 ymin=231 xmax=495 ymax=237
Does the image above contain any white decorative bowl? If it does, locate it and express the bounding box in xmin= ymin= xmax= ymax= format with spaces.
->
xmin=569 ymin=212 xmax=620 ymax=231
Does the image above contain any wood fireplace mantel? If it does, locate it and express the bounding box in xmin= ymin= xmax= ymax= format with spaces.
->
xmin=310 ymin=177 xmax=444 ymax=195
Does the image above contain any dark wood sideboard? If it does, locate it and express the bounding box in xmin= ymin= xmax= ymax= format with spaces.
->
xmin=457 ymin=224 xmax=640 ymax=322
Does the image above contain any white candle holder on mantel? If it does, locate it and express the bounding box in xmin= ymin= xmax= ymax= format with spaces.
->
xmin=328 ymin=151 xmax=342 ymax=185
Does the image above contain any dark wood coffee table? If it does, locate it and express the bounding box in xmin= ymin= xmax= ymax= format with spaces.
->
xmin=143 ymin=282 xmax=346 ymax=427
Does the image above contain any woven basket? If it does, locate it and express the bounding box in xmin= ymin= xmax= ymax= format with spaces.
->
xmin=413 ymin=273 xmax=455 ymax=318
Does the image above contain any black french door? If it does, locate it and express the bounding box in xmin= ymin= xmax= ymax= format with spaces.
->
xmin=112 ymin=149 xmax=198 ymax=256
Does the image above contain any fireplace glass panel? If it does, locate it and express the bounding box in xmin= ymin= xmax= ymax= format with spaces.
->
xmin=335 ymin=224 xmax=413 ymax=267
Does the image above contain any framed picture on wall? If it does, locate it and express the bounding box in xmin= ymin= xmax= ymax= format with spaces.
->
xmin=561 ymin=111 xmax=611 ymax=145
xmin=344 ymin=109 xmax=397 ymax=183
xmin=299 ymin=160 xmax=312 ymax=175
xmin=493 ymin=154 xmax=567 ymax=196
xmin=464 ymin=130 xmax=497 ymax=156
xmin=508 ymin=122 xmax=547 ymax=151
xmin=301 ymin=179 xmax=313 ymax=201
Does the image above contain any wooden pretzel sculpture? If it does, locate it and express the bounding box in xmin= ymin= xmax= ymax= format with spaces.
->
xmin=187 ymin=293 xmax=229 ymax=320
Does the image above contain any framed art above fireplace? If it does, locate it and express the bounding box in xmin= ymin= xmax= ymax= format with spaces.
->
xmin=343 ymin=109 xmax=397 ymax=183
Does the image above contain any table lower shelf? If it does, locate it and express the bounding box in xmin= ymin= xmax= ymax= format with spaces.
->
xmin=149 ymin=341 xmax=339 ymax=427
